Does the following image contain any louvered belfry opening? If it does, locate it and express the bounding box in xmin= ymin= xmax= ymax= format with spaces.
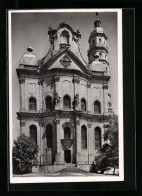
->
xmin=81 ymin=125 xmax=87 ymax=149
xmin=29 ymin=97 xmax=36 ymax=110
xmin=30 ymin=125 xmax=37 ymax=144
xmin=94 ymin=100 xmax=101 ymax=113
xmin=95 ymin=127 xmax=101 ymax=150
xmin=63 ymin=95 xmax=71 ymax=109
xmin=81 ymin=98 xmax=86 ymax=111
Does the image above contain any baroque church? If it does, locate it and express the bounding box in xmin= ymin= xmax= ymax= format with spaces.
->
xmin=16 ymin=17 xmax=113 ymax=172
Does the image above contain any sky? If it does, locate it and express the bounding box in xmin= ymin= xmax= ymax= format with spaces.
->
xmin=11 ymin=11 xmax=118 ymax=139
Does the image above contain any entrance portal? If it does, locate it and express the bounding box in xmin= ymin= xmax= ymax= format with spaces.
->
xmin=64 ymin=150 xmax=71 ymax=163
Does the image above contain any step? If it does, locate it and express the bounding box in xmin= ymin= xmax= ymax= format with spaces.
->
xmin=66 ymin=163 xmax=76 ymax=168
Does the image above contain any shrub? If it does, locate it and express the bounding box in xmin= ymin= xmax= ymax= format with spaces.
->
xmin=13 ymin=134 xmax=39 ymax=174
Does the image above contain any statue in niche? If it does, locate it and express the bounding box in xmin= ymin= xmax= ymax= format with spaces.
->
xmin=53 ymin=92 xmax=61 ymax=107
xmin=73 ymin=93 xmax=79 ymax=106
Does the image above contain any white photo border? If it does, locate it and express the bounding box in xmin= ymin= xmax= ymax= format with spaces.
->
xmin=8 ymin=8 xmax=123 ymax=183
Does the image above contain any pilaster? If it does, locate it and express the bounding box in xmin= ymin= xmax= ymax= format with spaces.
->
xmin=19 ymin=78 xmax=25 ymax=110
xmin=102 ymin=84 xmax=108 ymax=113
xmin=73 ymin=76 xmax=80 ymax=110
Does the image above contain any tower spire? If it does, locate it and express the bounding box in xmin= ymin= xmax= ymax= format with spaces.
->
xmin=94 ymin=12 xmax=101 ymax=28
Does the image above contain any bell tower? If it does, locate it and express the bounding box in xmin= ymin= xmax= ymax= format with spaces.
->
xmin=88 ymin=13 xmax=109 ymax=65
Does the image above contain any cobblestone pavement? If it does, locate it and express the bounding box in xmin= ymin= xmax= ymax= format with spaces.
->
xmin=13 ymin=167 xmax=117 ymax=177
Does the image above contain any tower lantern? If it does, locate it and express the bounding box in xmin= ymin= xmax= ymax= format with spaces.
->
xmin=88 ymin=13 xmax=109 ymax=66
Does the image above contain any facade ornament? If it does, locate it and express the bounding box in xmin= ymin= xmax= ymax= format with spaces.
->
xmin=108 ymin=101 xmax=112 ymax=107
xmin=38 ymin=79 xmax=44 ymax=86
xmin=73 ymin=29 xmax=81 ymax=43
xmin=75 ymin=119 xmax=80 ymax=125
xmin=73 ymin=93 xmax=79 ymax=106
xmin=20 ymin=121 xmax=26 ymax=127
xmin=54 ymin=76 xmax=60 ymax=82
xmin=87 ymin=82 xmax=91 ymax=88
xmin=53 ymin=92 xmax=61 ymax=106
xmin=87 ymin=123 xmax=92 ymax=128
xmin=54 ymin=118 xmax=60 ymax=124
xmin=51 ymin=76 xmax=60 ymax=83
xmin=19 ymin=78 xmax=25 ymax=84
xmin=72 ymin=76 xmax=80 ymax=84
xmin=102 ymin=84 xmax=108 ymax=89
xmin=60 ymin=55 xmax=72 ymax=67
xmin=61 ymin=139 xmax=74 ymax=151
xmin=38 ymin=120 xmax=44 ymax=127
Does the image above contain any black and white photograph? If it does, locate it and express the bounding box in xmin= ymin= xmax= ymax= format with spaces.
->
xmin=8 ymin=9 xmax=123 ymax=183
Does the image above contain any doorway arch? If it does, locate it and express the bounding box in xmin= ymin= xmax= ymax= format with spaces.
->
xmin=64 ymin=149 xmax=71 ymax=163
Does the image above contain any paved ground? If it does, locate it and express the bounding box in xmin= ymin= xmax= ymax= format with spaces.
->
xmin=13 ymin=167 xmax=117 ymax=177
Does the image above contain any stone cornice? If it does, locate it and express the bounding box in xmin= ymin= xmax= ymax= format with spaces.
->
xmin=17 ymin=110 xmax=110 ymax=122
xmin=16 ymin=67 xmax=110 ymax=82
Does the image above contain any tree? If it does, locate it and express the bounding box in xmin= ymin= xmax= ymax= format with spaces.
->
xmin=13 ymin=134 xmax=39 ymax=174
xmin=90 ymin=114 xmax=119 ymax=174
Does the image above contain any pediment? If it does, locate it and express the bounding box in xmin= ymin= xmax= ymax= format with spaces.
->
xmin=41 ymin=49 xmax=90 ymax=75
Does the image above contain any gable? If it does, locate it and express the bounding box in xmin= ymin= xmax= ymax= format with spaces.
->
xmin=48 ymin=53 xmax=83 ymax=72
xmin=42 ymin=49 xmax=90 ymax=75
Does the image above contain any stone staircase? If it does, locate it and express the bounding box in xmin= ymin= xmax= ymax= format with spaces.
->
xmin=66 ymin=163 xmax=76 ymax=168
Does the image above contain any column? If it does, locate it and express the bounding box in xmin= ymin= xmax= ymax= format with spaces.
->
xmin=20 ymin=121 xmax=26 ymax=135
xmin=38 ymin=79 xmax=43 ymax=112
xmin=54 ymin=118 xmax=61 ymax=164
xmin=87 ymin=82 xmax=91 ymax=113
xmin=76 ymin=118 xmax=80 ymax=165
xmin=38 ymin=120 xmax=44 ymax=165
xmin=87 ymin=122 xmax=92 ymax=164
xmin=19 ymin=78 xmax=25 ymax=111
xmin=54 ymin=76 xmax=61 ymax=110
xmin=72 ymin=76 xmax=80 ymax=110
xmin=102 ymin=83 xmax=108 ymax=113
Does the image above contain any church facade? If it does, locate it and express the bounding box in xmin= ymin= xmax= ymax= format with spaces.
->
xmin=16 ymin=18 xmax=113 ymax=172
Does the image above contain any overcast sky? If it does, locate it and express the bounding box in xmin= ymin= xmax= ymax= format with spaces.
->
xmin=11 ymin=11 xmax=118 ymax=139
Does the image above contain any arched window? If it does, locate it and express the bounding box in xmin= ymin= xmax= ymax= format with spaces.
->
xmin=46 ymin=124 xmax=53 ymax=148
xmin=81 ymin=98 xmax=86 ymax=111
xmin=93 ymin=40 xmax=95 ymax=46
xmin=46 ymin=96 xmax=52 ymax=110
xmin=63 ymin=95 xmax=71 ymax=109
xmin=30 ymin=125 xmax=37 ymax=144
xmin=94 ymin=101 xmax=101 ymax=113
xmin=64 ymin=127 xmax=71 ymax=139
xmin=61 ymin=30 xmax=69 ymax=44
xmin=81 ymin=125 xmax=87 ymax=149
xmin=29 ymin=97 xmax=36 ymax=110
xmin=95 ymin=127 xmax=101 ymax=150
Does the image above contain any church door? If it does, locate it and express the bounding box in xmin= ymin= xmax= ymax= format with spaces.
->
xmin=65 ymin=150 xmax=71 ymax=163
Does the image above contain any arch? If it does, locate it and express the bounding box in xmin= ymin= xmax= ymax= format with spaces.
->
xmin=30 ymin=125 xmax=37 ymax=144
xmin=81 ymin=125 xmax=87 ymax=149
xmin=63 ymin=95 xmax=71 ymax=109
xmin=60 ymin=30 xmax=69 ymax=44
xmin=29 ymin=97 xmax=36 ymax=110
xmin=45 ymin=95 xmax=52 ymax=110
xmin=94 ymin=100 xmax=101 ymax=113
xmin=46 ymin=124 xmax=53 ymax=148
xmin=81 ymin=98 xmax=86 ymax=111
xmin=64 ymin=127 xmax=71 ymax=139
xmin=95 ymin=127 xmax=101 ymax=150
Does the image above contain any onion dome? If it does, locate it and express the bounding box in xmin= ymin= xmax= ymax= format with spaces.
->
xmin=21 ymin=46 xmax=37 ymax=65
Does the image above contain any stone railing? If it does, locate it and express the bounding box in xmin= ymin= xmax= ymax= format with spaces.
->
xmin=20 ymin=64 xmax=38 ymax=70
